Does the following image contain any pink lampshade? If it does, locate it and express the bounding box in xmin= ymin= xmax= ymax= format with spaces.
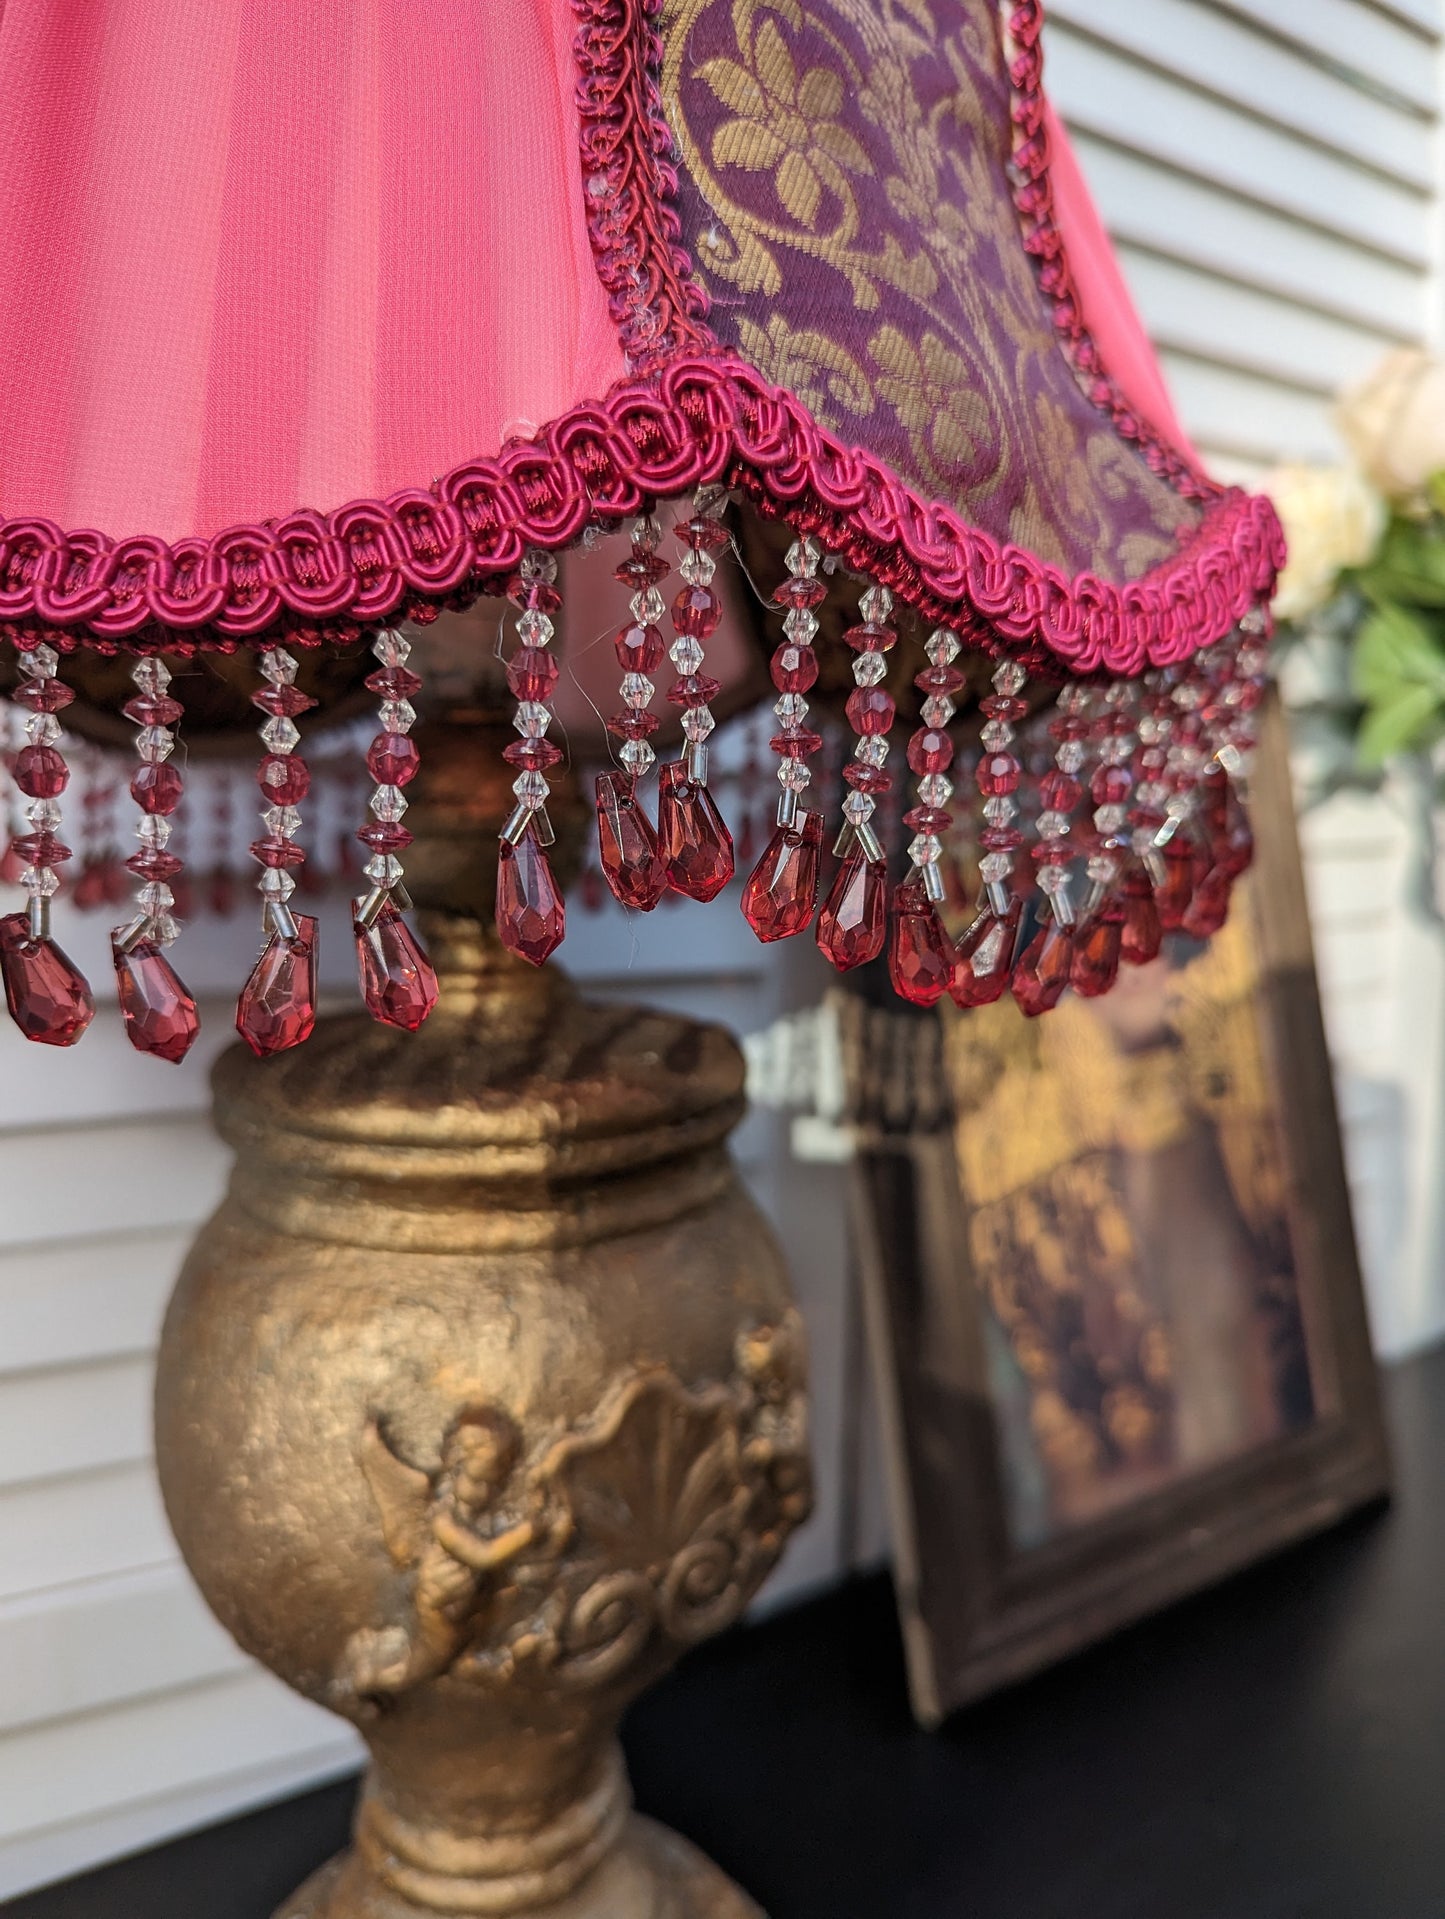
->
xmin=0 ymin=0 xmax=1282 ymax=1061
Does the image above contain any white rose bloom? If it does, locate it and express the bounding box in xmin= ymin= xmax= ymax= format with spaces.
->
xmin=1264 ymin=463 xmax=1385 ymax=623
xmin=1338 ymin=347 xmax=1445 ymax=505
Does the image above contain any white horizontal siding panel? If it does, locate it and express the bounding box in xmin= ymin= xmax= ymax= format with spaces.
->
xmin=0 ymin=1462 xmax=173 ymax=1601
xmin=1048 ymin=30 xmax=1431 ymax=262
xmin=0 ymin=1229 xmax=186 ymax=1374
xmin=1049 ymin=0 xmax=1435 ymax=187
xmin=1070 ymin=133 xmax=1426 ymax=336
xmin=0 ymin=1668 xmax=351 ymax=1847
xmin=1159 ymin=350 xmax=1340 ymax=463
xmin=0 ymin=1564 xmax=243 ymax=1736
xmin=1117 ymin=245 xmax=1401 ymax=394
xmin=0 ymin=1004 xmax=223 ymax=1131
xmin=0 ymin=1356 xmax=152 ymax=1490
xmin=1207 ymin=0 xmax=1440 ymax=108
xmin=0 ymin=1736 xmax=358 ymax=1902
xmin=0 ymin=1117 xmax=228 ymax=1247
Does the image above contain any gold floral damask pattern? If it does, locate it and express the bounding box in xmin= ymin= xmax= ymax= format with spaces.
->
xmin=661 ymin=0 xmax=1194 ymax=580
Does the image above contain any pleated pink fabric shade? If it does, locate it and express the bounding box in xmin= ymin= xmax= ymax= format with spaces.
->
xmin=0 ymin=0 xmax=1281 ymax=1064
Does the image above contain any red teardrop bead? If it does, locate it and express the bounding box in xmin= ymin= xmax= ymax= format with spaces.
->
xmin=596 ymin=773 xmax=668 ymax=912
xmin=1121 ymin=866 xmax=1163 ymax=966
xmin=742 ymin=813 xmax=823 ymax=942
xmin=1012 ymin=917 xmax=1075 ymax=1018
xmin=1211 ymin=775 xmax=1255 ymax=880
xmin=0 ymin=914 xmax=94 ymax=1046
xmin=111 ymin=935 xmax=201 ymax=1063
xmin=888 ymin=882 xmax=955 ymax=1006
xmin=356 ymin=901 xmax=441 ymax=1026
xmin=1182 ymin=864 xmax=1232 ymax=938
xmin=950 ymin=899 xmax=1022 ymax=1007
xmin=1071 ymin=902 xmax=1124 ymax=998
xmin=816 ymin=850 xmax=888 ymax=971
xmin=236 ymin=915 xmax=319 ymax=1057
xmin=495 ymin=834 xmax=566 ymax=967
xmin=657 ymin=762 xmax=734 ymax=902
xmin=1155 ymin=834 xmax=1201 ymax=931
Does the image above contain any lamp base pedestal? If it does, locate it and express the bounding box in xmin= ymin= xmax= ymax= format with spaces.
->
xmin=279 ymin=1809 xmax=763 ymax=1919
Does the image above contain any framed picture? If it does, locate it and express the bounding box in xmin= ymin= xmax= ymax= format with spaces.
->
xmin=846 ymin=705 xmax=1391 ymax=1726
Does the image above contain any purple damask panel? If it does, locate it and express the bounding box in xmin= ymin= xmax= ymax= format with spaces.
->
xmin=661 ymin=0 xmax=1197 ymax=581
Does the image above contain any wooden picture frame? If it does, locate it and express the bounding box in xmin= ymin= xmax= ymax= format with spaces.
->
xmin=846 ymin=703 xmax=1391 ymax=1726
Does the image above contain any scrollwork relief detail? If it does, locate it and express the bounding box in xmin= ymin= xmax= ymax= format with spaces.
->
xmin=339 ymin=1311 xmax=811 ymax=1705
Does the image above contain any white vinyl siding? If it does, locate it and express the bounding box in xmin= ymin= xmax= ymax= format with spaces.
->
xmin=2 ymin=0 xmax=1444 ymax=1897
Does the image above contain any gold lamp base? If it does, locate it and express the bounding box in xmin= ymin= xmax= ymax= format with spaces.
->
xmin=153 ymin=916 xmax=807 ymax=1919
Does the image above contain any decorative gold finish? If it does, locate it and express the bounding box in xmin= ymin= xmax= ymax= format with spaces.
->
xmin=152 ymin=680 xmax=810 ymax=1919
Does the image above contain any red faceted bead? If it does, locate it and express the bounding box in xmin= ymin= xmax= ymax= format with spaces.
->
xmin=596 ymin=773 xmax=668 ymax=912
xmin=12 ymin=832 xmax=71 ymax=867
xmin=506 ymin=646 xmax=560 ymax=702
xmin=608 ymin=711 xmax=662 ymax=742
xmin=614 ymin=551 xmax=670 ymax=589
xmin=358 ymin=821 xmax=414 ymax=854
xmin=981 ymin=694 xmax=1029 ymax=723
xmin=846 ymin=687 xmax=896 ymax=737
xmin=888 ymin=882 xmax=955 ymax=1007
xmin=1182 ymin=864 xmax=1232 ymax=938
xmin=742 ymin=813 xmax=823 ymax=943
xmin=907 ymin=727 xmax=953 ymax=776
xmin=1121 ymin=866 xmax=1162 ymax=966
xmin=125 ymin=848 xmax=185 ymax=882
xmin=1040 ymin=770 xmax=1083 ymax=812
xmin=503 ymin=738 xmax=565 ymax=772
xmin=676 ymin=512 xmax=731 ymax=551
xmin=657 ymin=762 xmax=734 ymax=902
xmin=977 ymin=752 xmax=1021 ymax=797
xmin=1210 ymin=775 xmax=1255 ymax=880
xmin=495 ymin=832 xmax=566 ymax=967
xmin=509 ymin=577 xmax=561 ymax=615
xmin=842 ymin=763 xmax=891 ymax=795
xmin=771 ymin=642 xmax=819 ymax=694
xmin=902 ymin=806 xmax=951 ymax=833
xmin=365 ymin=665 xmax=423 ymax=701
xmin=236 ymin=916 xmax=318 ymax=1057
xmin=251 ymin=684 xmax=318 ymax=719
xmin=12 ymin=678 xmax=74 ymax=714
xmin=665 ymin=672 xmax=722 ymax=709
xmin=614 ymin=621 xmax=666 ymax=675
xmin=122 ymin=694 xmax=185 ymax=727
xmin=672 ymin=583 xmax=722 ymax=641
xmin=0 ymin=914 xmax=94 ymax=1046
xmin=356 ymin=900 xmax=440 ymax=1024
xmin=774 ymin=574 xmax=828 ymax=610
xmin=13 ymin=744 xmax=69 ymax=799
xmin=367 ymin=732 xmax=420 ymax=786
xmin=1012 ymin=917 xmax=1074 ymax=1017
xmin=915 ymin=663 xmax=967 ymax=697
xmin=248 ymin=835 xmax=307 ymax=869
xmin=1156 ymin=835 xmax=1201 ymax=931
xmin=111 ymin=936 xmax=200 ymax=1063
xmin=1071 ymin=903 xmax=1124 ymax=998
xmin=131 ymin=761 xmax=184 ymax=815
xmin=769 ymin=727 xmax=824 ymax=760
xmin=842 ymin=622 xmax=895 ymax=653
xmin=951 ymin=900 xmax=1022 ymax=1008
xmin=816 ymin=850 xmax=888 ymax=971
xmin=258 ymin=753 xmax=310 ymax=805
xmin=1092 ymin=764 xmax=1133 ymax=807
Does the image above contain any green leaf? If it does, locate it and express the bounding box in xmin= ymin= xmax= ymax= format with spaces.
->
xmin=1357 ymin=685 xmax=1441 ymax=764
xmin=1351 ymin=601 xmax=1445 ymax=703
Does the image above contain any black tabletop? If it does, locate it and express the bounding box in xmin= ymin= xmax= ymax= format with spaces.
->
xmin=14 ymin=1343 xmax=1445 ymax=1919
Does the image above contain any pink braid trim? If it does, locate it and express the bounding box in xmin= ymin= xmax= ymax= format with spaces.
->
xmin=0 ymin=354 xmax=1281 ymax=671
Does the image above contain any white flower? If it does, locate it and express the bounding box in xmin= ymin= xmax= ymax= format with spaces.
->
xmin=1264 ymin=463 xmax=1385 ymax=622
xmin=1337 ymin=347 xmax=1445 ymax=506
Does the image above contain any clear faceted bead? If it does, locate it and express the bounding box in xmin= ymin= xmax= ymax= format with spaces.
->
xmin=993 ymin=660 xmax=1026 ymax=696
xmin=859 ymin=584 xmax=893 ymax=624
xmin=22 ymin=644 xmax=59 ymax=679
xmin=259 ymin=868 xmax=297 ymax=901
xmin=669 ymin=636 xmax=705 ymax=675
xmin=909 ymin=833 xmax=942 ymax=866
xmin=636 ymin=586 xmax=666 ymax=626
xmin=682 ymin=706 xmax=716 ymax=743
xmin=926 ymin=629 xmax=961 ymax=665
xmin=980 ymin=720 xmax=1012 ymax=751
xmin=853 ymin=652 xmax=888 ymax=688
xmin=520 ymin=550 xmax=557 ymax=584
xmin=27 ymin=800 xmax=62 ymax=831
xmin=620 ymin=738 xmax=656 ymax=774
xmin=370 ymin=785 xmax=409 ymax=823
xmin=262 ymin=805 xmax=302 ymax=839
xmin=261 ymin=647 xmax=299 ymax=685
xmin=786 ymin=538 xmax=820 ymax=578
xmin=512 ymin=771 xmax=550 ymax=807
xmin=364 ymin=853 xmax=405 ymax=887
xmin=854 ymin=737 xmax=889 ymax=768
xmin=679 ymin=548 xmax=716 ymax=587
xmin=136 ymin=814 xmax=173 ymax=847
xmin=1056 ymin=741 xmax=1085 ymax=774
xmin=380 ymin=700 xmax=417 ymax=733
xmin=516 ymin=610 xmax=555 ymax=647
xmin=20 ymin=867 xmax=59 ymax=898
xmin=373 ymin=629 xmax=412 ymax=666
xmin=979 ymin=852 xmax=1012 ymax=885
xmin=778 ymin=758 xmax=812 ymax=792
xmin=922 ymin=695 xmax=955 ymax=728
xmin=138 ymin=881 xmax=174 ymax=915
xmin=132 ymin=657 xmax=171 ymax=696
xmin=621 ymin=674 xmax=655 ymax=709
xmin=24 ymin=713 xmax=60 ymax=746
xmin=842 ymin=791 xmax=875 ymax=825
xmin=918 ymin=774 xmax=953 ymax=806
xmin=136 ymin=725 xmax=175 ymax=763
xmin=782 ymin=607 xmax=818 ymax=644
xmin=774 ymin=694 xmax=810 ymax=728
xmin=513 ymin=701 xmax=552 ymax=738
xmin=260 ymin=716 xmax=300 ymax=753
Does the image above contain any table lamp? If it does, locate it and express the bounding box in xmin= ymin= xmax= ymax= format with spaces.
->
xmin=0 ymin=1 xmax=1281 ymax=1914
